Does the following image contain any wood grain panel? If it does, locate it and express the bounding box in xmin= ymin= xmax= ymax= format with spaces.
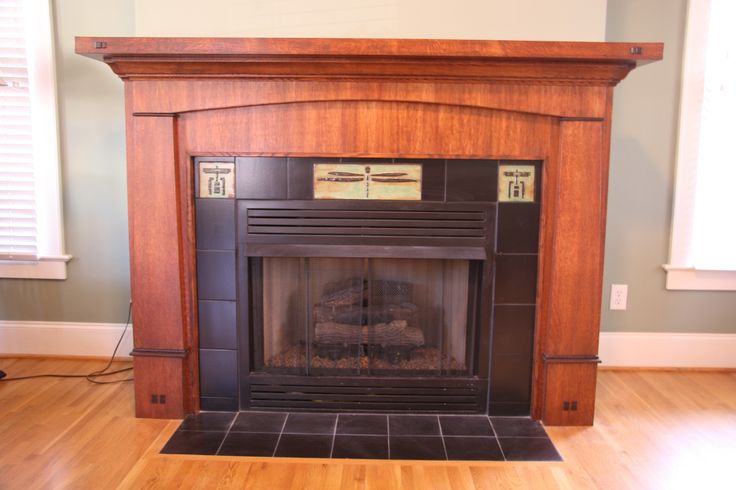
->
xmin=544 ymin=121 xmax=605 ymax=355
xmin=128 ymin=115 xmax=185 ymax=349
xmin=181 ymin=102 xmax=553 ymax=159
xmin=133 ymin=356 xmax=186 ymax=419
xmin=542 ymin=361 xmax=598 ymax=425
xmin=129 ymin=80 xmax=607 ymax=119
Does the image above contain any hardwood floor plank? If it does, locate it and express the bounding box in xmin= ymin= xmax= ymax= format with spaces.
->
xmin=1 ymin=358 xmax=736 ymax=489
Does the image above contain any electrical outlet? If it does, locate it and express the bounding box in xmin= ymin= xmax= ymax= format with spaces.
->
xmin=610 ymin=284 xmax=628 ymax=310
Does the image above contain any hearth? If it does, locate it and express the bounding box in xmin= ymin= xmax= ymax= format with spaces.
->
xmin=195 ymin=156 xmax=540 ymax=415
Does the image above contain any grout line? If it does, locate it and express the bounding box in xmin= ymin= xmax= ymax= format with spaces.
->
xmin=214 ymin=413 xmax=239 ymax=456
xmin=329 ymin=414 xmax=338 ymax=458
xmin=436 ymin=415 xmax=449 ymax=460
xmin=386 ymin=414 xmax=390 ymax=460
xmin=487 ymin=416 xmax=507 ymax=461
xmin=272 ymin=413 xmax=289 ymax=457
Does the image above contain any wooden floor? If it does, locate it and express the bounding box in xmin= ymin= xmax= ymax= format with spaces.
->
xmin=1 ymin=358 xmax=735 ymax=489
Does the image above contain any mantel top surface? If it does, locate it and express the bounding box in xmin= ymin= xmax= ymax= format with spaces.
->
xmin=75 ymin=37 xmax=663 ymax=65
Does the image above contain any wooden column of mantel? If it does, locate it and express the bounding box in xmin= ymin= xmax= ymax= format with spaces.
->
xmin=76 ymin=37 xmax=662 ymax=425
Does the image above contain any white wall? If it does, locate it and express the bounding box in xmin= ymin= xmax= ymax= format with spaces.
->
xmin=135 ymin=0 xmax=607 ymax=40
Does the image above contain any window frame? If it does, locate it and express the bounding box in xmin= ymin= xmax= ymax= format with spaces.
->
xmin=665 ymin=0 xmax=736 ymax=290
xmin=0 ymin=0 xmax=69 ymax=279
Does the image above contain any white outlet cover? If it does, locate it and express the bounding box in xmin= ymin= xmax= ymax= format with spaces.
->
xmin=610 ymin=284 xmax=628 ymax=310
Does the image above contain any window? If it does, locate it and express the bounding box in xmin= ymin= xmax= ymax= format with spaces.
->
xmin=0 ymin=0 xmax=68 ymax=279
xmin=666 ymin=0 xmax=736 ymax=290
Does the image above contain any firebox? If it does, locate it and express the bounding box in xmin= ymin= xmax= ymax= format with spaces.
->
xmin=195 ymin=156 xmax=541 ymax=415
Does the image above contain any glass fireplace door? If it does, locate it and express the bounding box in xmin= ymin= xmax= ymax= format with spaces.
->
xmin=252 ymin=257 xmax=480 ymax=377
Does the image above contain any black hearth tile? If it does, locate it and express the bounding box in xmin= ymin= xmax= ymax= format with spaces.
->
xmin=494 ymin=254 xmax=538 ymax=305
xmin=287 ymin=157 xmax=320 ymax=199
xmin=199 ymin=349 xmax=238 ymax=397
xmin=497 ymin=203 xmax=540 ymax=254
xmin=196 ymin=250 xmax=236 ymax=301
xmin=443 ymin=436 xmax=504 ymax=461
xmin=274 ymin=434 xmax=333 ymax=458
xmin=179 ymin=411 xmax=235 ymax=431
xmin=336 ymin=414 xmax=388 ymax=435
xmin=490 ymin=417 xmax=548 ymax=438
xmin=236 ymin=157 xmax=287 ymax=199
xmin=446 ymin=159 xmax=498 ymax=202
xmin=231 ymin=411 xmax=287 ymax=433
xmin=438 ymin=416 xmax=493 ymax=437
xmin=490 ymin=353 xmax=532 ymax=403
xmin=161 ymin=430 xmax=226 ymax=455
xmin=283 ymin=413 xmax=337 ymax=434
xmin=492 ymin=305 xmax=535 ymax=355
xmin=489 ymin=402 xmax=531 ymax=417
xmin=200 ymin=397 xmax=238 ymax=412
xmin=389 ymin=415 xmax=441 ymax=436
xmin=332 ymin=435 xmax=389 ymax=459
xmin=389 ymin=436 xmax=446 ymax=460
xmin=498 ymin=437 xmax=562 ymax=461
xmin=195 ymin=198 xmax=235 ymax=251
xmin=217 ymin=432 xmax=280 ymax=457
xmin=198 ymin=300 xmax=237 ymax=350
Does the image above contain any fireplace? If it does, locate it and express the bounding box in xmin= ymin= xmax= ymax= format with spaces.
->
xmin=195 ymin=156 xmax=540 ymax=414
xmin=76 ymin=37 xmax=662 ymax=425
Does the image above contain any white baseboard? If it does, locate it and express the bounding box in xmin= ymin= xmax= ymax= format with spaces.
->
xmin=599 ymin=332 xmax=736 ymax=368
xmin=0 ymin=321 xmax=133 ymax=359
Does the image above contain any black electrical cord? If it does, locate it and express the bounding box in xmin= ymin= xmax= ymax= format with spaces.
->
xmin=0 ymin=302 xmax=134 ymax=384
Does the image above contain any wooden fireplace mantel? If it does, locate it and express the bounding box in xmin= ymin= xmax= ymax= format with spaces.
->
xmin=76 ymin=37 xmax=662 ymax=425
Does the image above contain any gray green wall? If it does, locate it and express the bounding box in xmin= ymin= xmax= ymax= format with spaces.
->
xmin=1 ymin=0 xmax=734 ymax=334
xmin=602 ymin=0 xmax=736 ymax=333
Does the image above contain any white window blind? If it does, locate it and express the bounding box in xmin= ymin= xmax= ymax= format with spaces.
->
xmin=666 ymin=0 xmax=736 ymax=289
xmin=0 ymin=0 xmax=36 ymax=259
xmin=0 ymin=0 xmax=67 ymax=279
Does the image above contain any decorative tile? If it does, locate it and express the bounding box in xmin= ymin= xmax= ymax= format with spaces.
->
xmin=389 ymin=415 xmax=441 ymax=436
xmin=438 ymin=416 xmax=493 ymax=437
xmin=336 ymin=414 xmax=388 ymax=435
xmin=160 ymin=430 xmax=226 ymax=455
xmin=274 ymin=434 xmax=333 ymax=458
xmin=498 ymin=437 xmax=561 ymax=461
xmin=443 ymin=436 xmax=504 ymax=461
xmin=283 ymin=413 xmax=337 ymax=434
xmin=389 ymin=436 xmax=446 ymax=460
xmin=332 ymin=435 xmax=389 ymax=459
xmin=498 ymin=164 xmax=535 ymax=203
xmin=179 ymin=411 xmax=235 ymax=431
xmin=230 ymin=411 xmax=287 ymax=433
xmin=218 ymin=432 xmax=280 ymax=456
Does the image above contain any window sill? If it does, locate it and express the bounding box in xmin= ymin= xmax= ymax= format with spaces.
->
xmin=663 ymin=265 xmax=736 ymax=291
xmin=0 ymin=255 xmax=72 ymax=280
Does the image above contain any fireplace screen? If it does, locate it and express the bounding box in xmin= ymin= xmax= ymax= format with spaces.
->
xmin=250 ymin=257 xmax=481 ymax=377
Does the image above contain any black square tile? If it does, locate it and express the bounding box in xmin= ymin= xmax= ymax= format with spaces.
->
xmin=446 ymin=159 xmax=498 ymax=202
xmin=236 ymin=157 xmax=287 ymax=199
xmin=161 ymin=430 xmax=226 ymax=455
xmin=199 ymin=349 xmax=238 ymax=397
xmin=336 ymin=414 xmax=388 ymax=435
xmin=218 ymin=432 xmax=280 ymax=457
xmin=389 ymin=415 xmax=440 ymax=436
xmin=196 ymin=250 xmax=236 ymax=301
xmin=198 ymin=300 xmax=237 ymax=350
xmin=389 ymin=436 xmax=446 ymax=460
xmin=283 ymin=413 xmax=337 ymax=434
xmin=497 ymin=203 xmax=540 ymax=254
xmin=498 ymin=437 xmax=561 ymax=461
xmin=179 ymin=411 xmax=235 ymax=431
xmin=494 ymin=254 xmax=538 ymax=305
xmin=195 ymin=198 xmax=235 ymax=251
xmin=332 ymin=435 xmax=389 ymax=459
xmin=200 ymin=396 xmax=238 ymax=412
xmin=489 ymin=402 xmax=531 ymax=416
xmin=439 ymin=416 xmax=493 ymax=436
xmin=492 ymin=305 xmax=535 ymax=355
xmin=490 ymin=353 xmax=532 ymax=403
xmin=444 ymin=436 xmax=504 ymax=461
xmin=490 ymin=417 xmax=548 ymax=437
xmin=231 ymin=411 xmax=287 ymax=433
xmin=274 ymin=433 xmax=333 ymax=458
